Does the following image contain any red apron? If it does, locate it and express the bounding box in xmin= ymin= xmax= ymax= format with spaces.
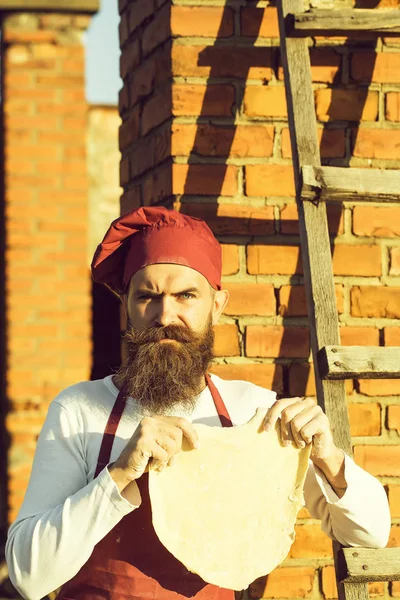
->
xmin=57 ymin=375 xmax=235 ymax=600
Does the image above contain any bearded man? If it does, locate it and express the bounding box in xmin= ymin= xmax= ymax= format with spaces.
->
xmin=6 ymin=207 xmax=390 ymax=600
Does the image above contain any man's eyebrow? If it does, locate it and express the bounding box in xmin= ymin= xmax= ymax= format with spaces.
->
xmin=133 ymin=286 xmax=201 ymax=297
xmin=173 ymin=287 xmax=200 ymax=295
xmin=134 ymin=288 xmax=160 ymax=297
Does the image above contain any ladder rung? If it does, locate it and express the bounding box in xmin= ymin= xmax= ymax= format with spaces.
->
xmin=301 ymin=166 xmax=400 ymax=203
xmin=287 ymin=9 xmax=400 ymax=37
xmin=318 ymin=346 xmax=400 ymax=380
xmin=341 ymin=547 xmax=400 ymax=583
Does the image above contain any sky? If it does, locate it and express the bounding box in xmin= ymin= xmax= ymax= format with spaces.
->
xmin=85 ymin=0 xmax=122 ymax=105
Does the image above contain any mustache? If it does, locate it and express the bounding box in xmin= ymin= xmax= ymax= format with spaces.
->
xmin=124 ymin=325 xmax=198 ymax=345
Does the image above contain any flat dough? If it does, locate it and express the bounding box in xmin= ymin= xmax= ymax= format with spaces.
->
xmin=149 ymin=409 xmax=311 ymax=591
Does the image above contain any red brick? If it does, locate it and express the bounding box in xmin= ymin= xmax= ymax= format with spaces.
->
xmin=358 ymin=378 xmax=400 ymax=397
xmin=142 ymin=163 xmax=171 ymax=206
xmin=240 ymin=7 xmax=279 ymax=38
xmin=214 ymin=324 xmax=240 ymax=357
xmin=172 ymin=44 xmax=274 ymax=80
xmin=279 ymin=49 xmax=341 ymax=84
xmin=315 ymin=89 xmax=378 ymax=122
xmin=120 ymin=38 xmax=140 ymax=80
xmin=289 ymin=363 xmax=317 ymax=397
xmin=289 ymin=363 xmax=353 ymax=397
xmin=172 ymin=165 xmax=238 ymax=196
xmin=393 ymin=582 xmax=400 ymax=597
xmin=172 ymin=124 xmax=274 ymax=158
xmin=172 ymin=84 xmax=235 ymax=117
xmin=280 ymin=203 xmax=344 ymax=236
xmin=354 ymin=445 xmax=400 ymax=476
xmin=245 ymin=165 xmax=295 ymax=198
xmin=178 ymin=203 xmax=274 ymax=236
xmin=171 ymin=6 xmax=234 ymax=37
xmin=119 ymin=108 xmax=140 ymax=151
xmin=249 ymin=567 xmax=315 ymax=599
xmin=384 ymin=327 xmax=400 ymax=346
xmin=128 ymin=0 xmax=155 ymax=33
xmin=352 ymin=52 xmax=400 ymax=83
xmin=352 ymin=128 xmax=400 ymax=160
xmin=281 ymin=128 xmax=346 ymax=159
xmin=348 ymin=403 xmax=381 ymax=436
xmin=3 ymin=29 xmax=58 ymax=43
xmin=340 ymin=327 xmax=380 ymax=346
xmin=142 ymin=4 xmax=170 ymax=56
xmin=129 ymin=49 xmax=171 ymax=107
xmin=222 ymin=245 xmax=239 ymax=276
xmin=388 ymin=525 xmax=400 ymax=547
xmin=245 ymin=325 xmax=310 ymax=358
xmin=247 ymin=245 xmax=302 ymax=276
xmin=333 ymin=244 xmax=381 ymax=276
xmin=290 ymin=524 xmax=333 ymax=558
xmin=358 ymin=378 xmax=400 ymax=396
xmin=388 ymin=405 xmax=400 ymax=433
xmin=211 ymin=363 xmax=283 ymax=394
xmin=386 ymin=92 xmax=400 ymax=121
xmin=224 ymin=283 xmax=275 ymax=316
xmin=247 ymin=244 xmax=380 ymax=277
xmin=243 ymin=86 xmax=287 ymax=118
xmin=388 ymin=485 xmax=400 ymax=518
xmin=121 ymin=187 xmax=141 ymax=213
xmin=280 ymin=284 xmax=344 ymax=317
xmin=141 ymin=88 xmax=172 ymax=136
xmin=353 ymin=206 xmax=400 ymax=238
xmin=390 ymin=247 xmax=400 ymax=275
xmin=351 ymin=286 xmax=400 ymax=318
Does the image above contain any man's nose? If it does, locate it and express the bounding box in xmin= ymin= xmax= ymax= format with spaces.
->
xmin=153 ymin=296 xmax=177 ymax=327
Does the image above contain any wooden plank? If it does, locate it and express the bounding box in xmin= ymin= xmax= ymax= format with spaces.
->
xmin=341 ymin=548 xmax=400 ymax=582
xmin=302 ymin=166 xmax=400 ymax=203
xmin=277 ymin=0 xmax=351 ymax=455
xmin=343 ymin=583 xmax=370 ymax=600
xmin=287 ymin=9 xmax=400 ymax=36
xmin=0 ymin=0 xmax=99 ymax=12
xmin=318 ymin=346 xmax=400 ymax=379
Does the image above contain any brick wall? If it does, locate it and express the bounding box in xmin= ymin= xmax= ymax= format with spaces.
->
xmin=119 ymin=1 xmax=400 ymax=599
xmin=2 ymin=11 xmax=93 ymax=525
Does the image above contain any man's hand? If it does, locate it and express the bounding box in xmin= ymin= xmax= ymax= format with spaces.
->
xmin=109 ymin=416 xmax=199 ymax=499
xmin=263 ymin=398 xmax=347 ymax=497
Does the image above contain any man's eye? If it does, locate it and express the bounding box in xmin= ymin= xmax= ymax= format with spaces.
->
xmin=180 ymin=292 xmax=195 ymax=300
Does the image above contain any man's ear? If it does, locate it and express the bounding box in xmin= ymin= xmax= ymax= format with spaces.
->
xmin=212 ymin=289 xmax=229 ymax=325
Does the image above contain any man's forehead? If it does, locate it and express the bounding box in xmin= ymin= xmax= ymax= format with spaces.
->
xmin=130 ymin=263 xmax=210 ymax=293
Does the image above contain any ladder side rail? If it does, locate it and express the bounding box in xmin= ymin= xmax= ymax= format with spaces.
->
xmin=277 ymin=0 xmax=351 ymax=456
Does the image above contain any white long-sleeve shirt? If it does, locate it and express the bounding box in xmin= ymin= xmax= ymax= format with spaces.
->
xmin=6 ymin=375 xmax=391 ymax=600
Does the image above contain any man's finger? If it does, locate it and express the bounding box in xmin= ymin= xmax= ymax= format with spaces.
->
xmin=171 ymin=417 xmax=200 ymax=449
xmin=263 ymin=397 xmax=303 ymax=432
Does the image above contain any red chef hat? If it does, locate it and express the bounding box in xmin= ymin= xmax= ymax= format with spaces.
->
xmin=91 ymin=207 xmax=222 ymax=294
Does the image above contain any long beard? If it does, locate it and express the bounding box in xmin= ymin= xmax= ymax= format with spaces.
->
xmin=115 ymin=320 xmax=215 ymax=414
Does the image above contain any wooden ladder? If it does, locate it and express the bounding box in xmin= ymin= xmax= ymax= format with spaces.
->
xmin=277 ymin=4 xmax=400 ymax=600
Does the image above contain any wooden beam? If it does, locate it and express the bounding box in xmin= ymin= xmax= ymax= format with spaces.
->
xmin=277 ymin=0 xmax=351 ymax=456
xmin=301 ymin=166 xmax=400 ymax=203
xmin=318 ymin=346 xmax=400 ymax=379
xmin=0 ymin=0 xmax=99 ymax=12
xmin=287 ymin=9 xmax=400 ymax=36
xmin=340 ymin=547 xmax=400 ymax=583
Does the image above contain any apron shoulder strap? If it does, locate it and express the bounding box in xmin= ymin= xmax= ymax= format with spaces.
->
xmin=94 ymin=385 xmax=126 ymax=478
xmin=205 ymin=374 xmax=233 ymax=428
